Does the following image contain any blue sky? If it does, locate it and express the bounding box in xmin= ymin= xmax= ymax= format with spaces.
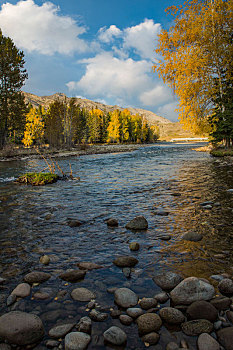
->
xmin=0 ymin=0 xmax=184 ymax=121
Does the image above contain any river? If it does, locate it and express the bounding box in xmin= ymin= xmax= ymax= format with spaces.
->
xmin=0 ymin=143 xmax=232 ymax=349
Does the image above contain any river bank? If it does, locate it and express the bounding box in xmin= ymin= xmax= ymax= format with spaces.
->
xmin=0 ymin=144 xmax=145 ymax=162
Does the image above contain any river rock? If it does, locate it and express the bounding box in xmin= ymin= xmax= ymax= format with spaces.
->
xmin=182 ymin=232 xmax=203 ymax=242
xmin=136 ymin=313 xmax=162 ymax=335
xmin=71 ymin=288 xmax=95 ymax=302
xmin=24 ymin=271 xmax=51 ymax=284
xmin=59 ymin=270 xmax=86 ymax=282
xmin=65 ymin=332 xmax=91 ymax=350
xmin=11 ymin=283 xmax=31 ymax=298
xmin=46 ymin=339 xmax=60 ymax=348
xmin=76 ymin=317 xmax=92 ymax=334
xmin=170 ymin=277 xmax=215 ymax=305
xmin=159 ymin=307 xmax=185 ymax=324
xmin=107 ymin=218 xmax=118 ymax=227
xmin=129 ymin=242 xmax=140 ymax=251
xmin=218 ymin=279 xmax=233 ymax=295
xmin=197 ymin=333 xmax=220 ymax=350
xmin=187 ymin=300 xmax=218 ymax=322
xmin=160 ymin=235 xmax=171 ymax=241
xmin=0 ymin=344 xmax=12 ymax=350
xmin=125 ymin=216 xmax=148 ymax=230
xmin=89 ymin=309 xmax=108 ymax=322
xmin=210 ymin=296 xmax=232 ymax=310
xmin=103 ymin=326 xmax=127 ymax=345
xmin=0 ymin=311 xmax=44 ymax=345
xmin=139 ymin=298 xmax=158 ymax=310
xmin=122 ymin=267 xmax=131 ymax=278
xmin=226 ymin=311 xmax=233 ymax=324
xmin=67 ymin=219 xmax=82 ymax=227
xmin=39 ymin=255 xmax=50 ymax=265
xmin=154 ymin=292 xmax=169 ymax=304
xmin=113 ymin=256 xmax=138 ymax=267
xmin=110 ymin=309 xmax=121 ymax=318
xmin=166 ymin=342 xmax=179 ymax=350
xmin=114 ymin=288 xmax=138 ymax=308
xmin=181 ymin=319 xmax=213 ymax=336
xmin=6 ymin=294 xmax=16 ymax=307
xmin=33 ymin=291 xmax=50 ymax=300
xmin=49 ymin=323 xmax=75 ymax=338
xmin=126 ymin=307 xmax=144 ymax=318
xmin=0 ymin=278 xmax=6 ymax=285
xmin=119 ymin=315 xmax=133 ymax=325
xmin=217 ymin=327 xmax=233 ymax=350
xmin=153 ymin=272 xmax=183 ymax=290
xmin=142 ymin=332 xmax=160 ymax=345
xmin=77 ymin=262 xmax=103 ymax=270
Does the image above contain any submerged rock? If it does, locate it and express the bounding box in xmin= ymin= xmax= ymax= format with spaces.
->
xmin=182 ymin=232 xmax=203 ymax=242
xmin=39 ymin=255 xmax=50 ymax=265
xmin=103 ymin=326 xmax=127 ymax=345
xmin=76 ymin=317 xmax=92 ymax=334
xmin=71 ymin=288 xmax=95 ymax=302
xmin=142 ymin=332 xmax=160 ymax=345
xmin=24 ymin=271 xmax=51 ymax=284
xmin=65 ymin=332 xmax=91 ymax=350
xmin=170 ymin=277 xmax=215 ymax=305
xmin=59 ymin=270 xmax=86 ymax=282
xmin=113 ymin=256 xmax=138 ymax=268
xmin=106 ymin=218 xmax=118 ymax=227
xmin=0 ymin=311 xmax=44 ymax=345
xmin=11 ymin=283 xmax=31 ymax=298
xmin=114 ymin=288 xmax=138 ymax=308
xmin=125 ymin=216 xmax=148 ymax=230
xmin=153 ymin=271 xmax=183 ymax=291
xmin=49 ymin=323 xmax=75 ymax=338
xmin=77 ymin=262 xmax=103 ymax=270
xmin=129 ymin=242 xmax=140 ymax=251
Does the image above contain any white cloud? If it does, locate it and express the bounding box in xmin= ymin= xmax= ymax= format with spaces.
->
xmin=67 ymin=52 xmax=152 ymax=103
xmin=123 ymin=19 xmax=161 ymax=59
xmin=140 ymin=85 xmax=171 ymax=106
xmin=0 ymin=0 xmax=89 ymax=55
xmin=98 ymin=25 xmax=122 ymax=43
xmin=157 ymin=102 xmax=179 ymax=122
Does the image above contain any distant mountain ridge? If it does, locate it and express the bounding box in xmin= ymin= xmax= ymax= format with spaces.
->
xmin=23 ymin=92 xmax=171 ymax=126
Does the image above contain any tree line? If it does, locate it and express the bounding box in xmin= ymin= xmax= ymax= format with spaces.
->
xmin=22 ymin=101 xmax=159 ymax=147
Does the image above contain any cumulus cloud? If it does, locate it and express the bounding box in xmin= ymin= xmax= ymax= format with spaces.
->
xmin=67 ymin=52 xmax=152 ymax=103
xmin=123 ymin=19 xmax=161 ymax=59
xmin=157 ymin=102 xmax=179 ymax=122
xmin=140 ymin=85 xmax=171 ymax=106
xmin=0 ymin=0 xmax=89 ymax=55
xmin=98 ymin=25 xmax=122 ymax=43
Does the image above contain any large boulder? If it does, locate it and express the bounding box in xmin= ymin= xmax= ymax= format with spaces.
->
xmin=24 ymin=271 xmax=51 ymax=284
xmin=114 ymin=288 xmax=138 ymax=308
xmin=113 ymin=256 xmax=138 ymax=268
xmin=170 ymin=277 xmax=215 ymax=305
xmin=125 ymin=216 xmax=148 ymax=230
xmin=0 ymin=311 xmax=44 ymax=345
xmin=136 ymin=313 xmax=162 ymax=335
xmin=153 ymin=272 xmax=183 ymax=291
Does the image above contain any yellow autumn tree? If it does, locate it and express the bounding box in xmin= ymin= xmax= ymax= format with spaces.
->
xmin=107 ymin=110 xmax=121 ymax=143
xmin=154 ymin=0 xmax=233 ymax=133
xmin=22 ymin=106 xmax=45 ymax=147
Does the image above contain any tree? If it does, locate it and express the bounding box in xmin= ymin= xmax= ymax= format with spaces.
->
xmin=44 ymin=100 xmax=64 ymax=147
xmin=154 ymin=0 xmax=233 ymax=134
xmin=22 ymin=106 xmax=45 ymax=147
xmin=0 ymin=29 xmax=28 ymax=148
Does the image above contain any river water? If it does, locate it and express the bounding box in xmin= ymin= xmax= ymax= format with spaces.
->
xmin=0 ymin=143 xmax=232 ymax=349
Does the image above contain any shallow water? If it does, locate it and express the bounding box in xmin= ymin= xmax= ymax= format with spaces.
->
xmin=0 ymin=143 xmax=232 ymax=349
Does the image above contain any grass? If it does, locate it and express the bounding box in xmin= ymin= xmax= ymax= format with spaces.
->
xmin=17 ymin=172 xmax=59 ymax=186
xmin=210 ymin=148 xmax=233 ymax=157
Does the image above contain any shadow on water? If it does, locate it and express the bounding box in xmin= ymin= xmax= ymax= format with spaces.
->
xmin=0 ymin=143 xmax=232 ymax=349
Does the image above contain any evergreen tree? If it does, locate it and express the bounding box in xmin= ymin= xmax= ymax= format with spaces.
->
xmin=0 ymin=29 xmax=28 ymax=148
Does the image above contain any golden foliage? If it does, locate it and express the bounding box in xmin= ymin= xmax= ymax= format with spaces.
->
xmin=22 ymin=107 xmax=45 ymax=146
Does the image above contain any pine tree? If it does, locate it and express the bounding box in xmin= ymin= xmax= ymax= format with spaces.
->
xmin=0 ymin=29 xmax=28 ymax=147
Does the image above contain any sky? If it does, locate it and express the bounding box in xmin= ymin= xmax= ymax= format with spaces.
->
xmin=0 ymin=0 xmax=184 ymax=121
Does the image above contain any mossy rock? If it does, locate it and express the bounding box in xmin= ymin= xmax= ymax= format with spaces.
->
xmin=210 ymin=149 xmax=233 ymax=157
xmin=17 ymin=172 xmax=59 ymax=186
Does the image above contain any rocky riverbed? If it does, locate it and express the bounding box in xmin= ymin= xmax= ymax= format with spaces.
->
xmin=0 ymin=216 xmax=232 ymax=350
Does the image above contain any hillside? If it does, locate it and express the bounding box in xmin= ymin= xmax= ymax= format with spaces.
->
xmin=23 ymin=92 xmax=200 ymax=140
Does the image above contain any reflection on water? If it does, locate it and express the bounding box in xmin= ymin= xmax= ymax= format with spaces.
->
xmin=0 ymin=143 xmax=232 ymax=348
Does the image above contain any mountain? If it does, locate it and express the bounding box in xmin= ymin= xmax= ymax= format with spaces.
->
xmin=23 ymin=92 xmax=200 ymax=140
xmin=23 ymin=92 xmax=171 ymax=125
